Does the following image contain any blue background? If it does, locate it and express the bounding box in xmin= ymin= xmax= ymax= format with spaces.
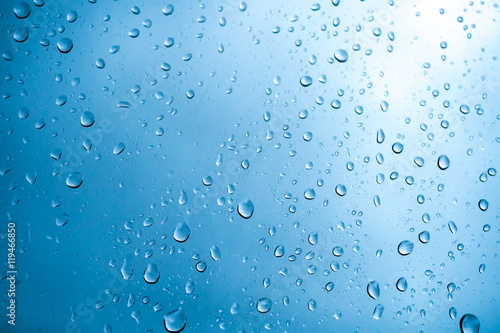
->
xmin=1 ymin=0 xmax=499 ymax=332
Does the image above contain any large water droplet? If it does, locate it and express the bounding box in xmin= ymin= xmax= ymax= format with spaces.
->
xmin=438 ymin=155 xmax=450 ymax=170
xmin=335 ymin=184 xmax=347 ymax=196
xmin=367 ymin=281 xmax=380 ymax=299
xmin=237 ymin=199 xmax=254 ymax=219
xmin=397 ymin=240 xmax=414 ymax=256
xmin=113 ymin=142 xmax=126 ymax=155
xmin=164 ymin=308 xmax=186 ymax=333
xmin=57 ymin=38 xmax=73 ymax=53
xmin=460 ymin=314 xmax=479 ymax=333
xmin=300 ymin=76 xmax=313 ymax=87
xmin=14 ymin=2 xmax=31 ymax=19
xmin=478 ymin=199 xmax=488 ymax=211
xmin=210 ymin=246 xmax=222 ymax=261
xmin=373 ymin=304 xmax=384 ymax=320
xmin=143 ymin=263 xmax=160 ymax=284
xmin=13 ymin=26 xmax=29 ymax=42
xmin=256 ymin=298 xmax=272 ymax=313
xmin=304 ymin=188 xmax=316 ymax=200
xmin=334 ymin=49 xmax=348 ymax=62
xmin=56 ymin=213 xmax=70 ymax=226
xmin=418 ymin=231 xmax=430 ymax=243
xmin=80 ymin=111 xmax=95 ymax=127
xmin=162 ymin=4 xmax=174 ymax=16
xmin=392 ymin=142 xmax=404 ymax=154
xmin=396 ymin=277 xmax=407 ymax=292
xmin=66 ymin=172 xmax=83 ymax=188
xmin=173 ymin=222 xmax=191 ymax=242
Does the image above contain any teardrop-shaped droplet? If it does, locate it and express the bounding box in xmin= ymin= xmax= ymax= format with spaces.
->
xmin=120 ymin=259 xmax=133 ymax=280
xmin=460 ymin=314 xmax=479 ymax=333
xmin=66 ymin=172 xmax=83 ymax=188
xmin=308 ymin=232 xmax=318 ymax=245
xmin=164 ymin=308 xmax=186 ymax=333
xmin=274 ymin=245 xmax=285 ymax=257
xmin=396 ymin=277 xmax=407 ymax=292
xmin=55 ymin=213 xmax=70 ymax=226
xmin=397 ymin=240 xmax=414 ymax=256
xmin=237 ymin=199 xmax=254 ymax=219
xmin=418 ymin=231 xmax=430 ymax=243
xmin=173 ymin=222 xmax=191 ymax=243
xmin=57 ymin=38 xmax=73 ymax=53
xmin=367 ymin=281 xmax=380 ymax=299
xmin=376 ymin=129 xmax=385 ymax=143
xmin=256 ymin=298 xmax=272 ymax=313
xmin=437 ymin=155 xmax=450 ymax=170
xmin=304 ymin=188 xmax=316 ymax=200
xmin=113 ymin=142 xmax=126 ymax=155
xmin=143 ymin=263 xmax=160 ymax=284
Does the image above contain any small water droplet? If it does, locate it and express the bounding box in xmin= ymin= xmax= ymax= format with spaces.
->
xmin=164 ymin=308 xmax=186 ymax=333
xmin=256 ymin=298 xmax=272 ymax=313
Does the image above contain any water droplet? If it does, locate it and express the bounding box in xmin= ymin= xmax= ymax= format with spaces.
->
xmin=173 ymin=222 xmax=190 ymax=242
xmin=202 ymin=176 xmax=212 ymax=186
xmin=162 ymin=4 xmax=174 ymax=16
xmin=67 ymin=10 xmax=78 ymax=23
xmin=459 ymin=104 xmax=470 ymax=114
xmin=274 ymin=245 xmax=285 ymax=257
xmin=113 ymin=142 xmax=126 ymax=155
xmin=237 ymin=199 xmax=254 ymax=219
xmin=398 ymin=240 xmax=414 ymax=256
xmin=300 ymin=76 xmax=313 ymax=87
xmin=96 ymin=58 xmax=105 ymax=69
xmin=210 ymin=246 xmax=222 ymax=261
xmin=373 ymin=304 xmax=384 ymax=320
xmin=367 ymin=281 xmax=380 ymax=299
xmin=392 ymin=142 xmax=404 ymax=154
xmin=332 ymin=246 xmax=343 ymax=257
xmin=195 ymin=261 xmax=207 ymax=272
xmin=478 ymin=199 xmax=488 ymax=211
xmin=308 ymin=232 xmax=318 ymax=245
xmin=335 ymin=184 xmax=346 ymax=196
xmin=56 ymin=213 xmax=70 ymax=226
xmin=304 ymin=188 xmax=316 ymax=200
xmin=80 ymin=111 xmax=95 ymax=127
xmin=14 ymin=2 xmax=31 ymax=19
xmin=460 ymin=314 xmax=479 ymax=333
xmin=376 ymin=129 xmax=385 ymax=143
xmin=164 ymin=308 xmax=186 ymax=333
xmin=438 ymin=155 xmax=450 ymax=170
xmin=419 ymin=231 xmax=430 ymax=243
xmin=143 ymin=263 xmax=160 ymax=284
xmin=396 ymin=277 xmax=407 ymax=292
xmin=66 ymin=172 xmax=83 ymax=188
xmin=57 ymin=38 xmax=73 ymax=53
xmin=13 ymin=26 xmax=29 ymax=42
xmin=334 ymin=49 xmax=348 ymax=62
xmin=129 ymin=28 xmax=140 ymax=38
xmin=120 ymin=259 xmax=133 ymax=280
xmin=479 ymin=263 xmax=485 ymax=273
xmin=256 ymin=298 xmax=272 ymax=313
